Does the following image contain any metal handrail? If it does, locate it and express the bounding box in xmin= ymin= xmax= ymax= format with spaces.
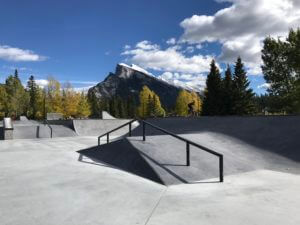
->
xmin=142 ymin=120 xmax=223 ymax=182
xmin=97 ymin=119 xmax=224 ymax=182
xmin=44 ymin=119 xmax=53 ymax=138
xmin=98 ymin=119 xmax=137 ymax=145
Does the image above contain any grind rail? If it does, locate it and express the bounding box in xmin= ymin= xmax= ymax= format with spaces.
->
xmin=97 ymin=119 xmax=224 ymax=182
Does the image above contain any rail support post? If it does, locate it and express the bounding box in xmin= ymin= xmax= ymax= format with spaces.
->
xmin=186 ymin=142 xmax=190 ymax=166
xmin=98 ymin=137 xmax=100 ymax=146
xmin=219 ymin=155 xmax=224 ymax=182
xmin=143 ymin=121 xmax=146 ymax=141
xmin=107 ymin=133 xmax=109 ymax=144
xmin=129 ymin=123 xmax=132 ymax=137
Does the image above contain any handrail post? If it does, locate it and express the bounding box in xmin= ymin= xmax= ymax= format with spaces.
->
xmin=98 ymin=137 xmax=100 ymax=146
xmin=143 ymin=121 xmax=146 ymax=141
xmin=107 ymin=133 xmax=109 ymax=144
xmin=129 ymin=122 xmax=132 ymax=137
xmin=50 ymin=128 xmax=52 ymax=138
xmin=219 ymin=155 xmax=224 ymax=182
xmin=186 ymin=142 xmax=190 ymax=166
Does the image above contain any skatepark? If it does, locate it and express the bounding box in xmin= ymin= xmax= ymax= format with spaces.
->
xmin=0 ymin=115 xmax=300 ymax=225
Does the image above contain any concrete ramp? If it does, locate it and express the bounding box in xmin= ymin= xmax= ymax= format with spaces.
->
xmin=132 ymin=116 xmax=300 ymax=162
xmin=78 ymin=133 xmax=300 ymax=185
xmin=102 ymin=111 xmax=116 ymax=119
xmin=73 ymin=119 xmax=139 ymax=137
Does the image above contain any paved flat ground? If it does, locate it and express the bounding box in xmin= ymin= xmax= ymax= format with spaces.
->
xmin=1 ymin=137 xmax=300 ymax=225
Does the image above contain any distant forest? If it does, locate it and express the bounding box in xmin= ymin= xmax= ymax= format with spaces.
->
xmin=0 ymin=28 xmax=299 ymax=120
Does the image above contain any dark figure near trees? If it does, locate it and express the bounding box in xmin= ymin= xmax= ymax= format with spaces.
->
xmin=188 ymin=101 xmax=196 ymax=116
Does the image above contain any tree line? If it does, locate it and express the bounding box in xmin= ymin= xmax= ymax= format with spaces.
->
xmin=0 ymin=72 xmax=91 ymax=120
xmin=1 ymin=28 xmax=299 ymax=119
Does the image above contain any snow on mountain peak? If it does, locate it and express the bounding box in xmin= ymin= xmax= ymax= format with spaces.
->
xmin=118 ymin=63 xmax=153 ymax=76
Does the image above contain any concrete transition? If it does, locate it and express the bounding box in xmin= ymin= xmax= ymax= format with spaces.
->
xmin=102 ymin=111 xmax=116 ymax=119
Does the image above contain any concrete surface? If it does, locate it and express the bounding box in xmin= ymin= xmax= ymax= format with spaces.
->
xmin=1 ymin=116 xmax=300 ymax=225
xmin=0 ymin=137 xmax=299 ymax=225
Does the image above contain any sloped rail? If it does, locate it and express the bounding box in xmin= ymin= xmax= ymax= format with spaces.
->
xmin=97 ymin=119 xmax=224 ymax=182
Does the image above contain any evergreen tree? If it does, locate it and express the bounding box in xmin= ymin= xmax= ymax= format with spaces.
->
xmin=5 ymin=71 xmax=29 ymax=118
xmin=222 ymin=65 xmax=234 ymax=115
xmin=87 ymin=91 xmax=102 ymax=118
xmin=27 ymin=75 xmax=39 ymax=119
xmin=232 ymin=57 xmax=255 ymax=115
xmin=202 ymin=60 xmax=223 ymax=115
xmin=126 ymin=95 xmax=136 ymax=118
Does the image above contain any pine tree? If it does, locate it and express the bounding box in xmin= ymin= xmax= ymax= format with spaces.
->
xmin=202 ymin=60 xmax=223 ymax=116
xmin=232 ymin=57 xmax=255 ymax=115
xmin=222 ymin=65 xmax=234 ymax=115
xmin=27 ymin=75 xmax=38 ymax=119
xmin=5 ymin=71 xmax=29 ymax=118
xmin=126 ymin=95 xmax=136 ymax=118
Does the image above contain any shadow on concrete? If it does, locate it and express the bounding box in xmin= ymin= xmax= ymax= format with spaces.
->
xmin=77 ymin=139 xmax=165 ymax=185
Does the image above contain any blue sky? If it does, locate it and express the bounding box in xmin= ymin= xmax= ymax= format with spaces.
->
xmin=0 ymin=0 xmax=299 ymax=93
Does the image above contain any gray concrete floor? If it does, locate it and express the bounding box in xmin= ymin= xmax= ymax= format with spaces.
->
xmin=1 ymin=136 xmax=300 ymax=225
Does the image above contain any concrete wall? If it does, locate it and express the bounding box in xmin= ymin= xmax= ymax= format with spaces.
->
xmin=73 ymin=119 xmax=139 ymax=136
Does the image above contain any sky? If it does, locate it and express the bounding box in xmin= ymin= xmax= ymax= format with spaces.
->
xmin=0 ymin=0 xmax=299 ymax=94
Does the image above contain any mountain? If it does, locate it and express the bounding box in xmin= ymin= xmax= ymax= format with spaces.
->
xmin=88 ymin=63 xmax=184 ymax=109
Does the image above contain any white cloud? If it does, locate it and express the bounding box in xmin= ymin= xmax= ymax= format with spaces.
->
xmin=73 ymin=86 xmax=93 ymax=93
xmin=122 ymin=40 xmax=214 ymax=74
xmin=185 ymin=46 xmax=195 ymax=53
xmin=124 ymin=45 xmax=131 ymax=50
xmin=158 ymin=71 xmax=207 ymax=92
xmin=258 ymin=83 xmax=271 ymax=89
xmin=0 ymin=45 xmax=46 ymax=62
xmin=180 ymin=0 xmax=300 ymax=75
xmin=135 ymin=40 xmax=159 ymax=50
xmin=35 ymin=79 xmax=49 ymax=88
xmin=166 ymin=38 xmax=176 ymax=45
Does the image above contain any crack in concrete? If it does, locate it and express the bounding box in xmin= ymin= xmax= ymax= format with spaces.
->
xmin=144 ymin=187 xmax=168 ymax=225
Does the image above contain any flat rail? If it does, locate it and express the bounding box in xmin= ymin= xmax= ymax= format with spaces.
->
xmin=97 ymin=119 xmax=224 ymax=182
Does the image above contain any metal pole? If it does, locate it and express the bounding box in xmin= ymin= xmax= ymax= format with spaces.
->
xmin=219 ymin=155 xmax=224 ymax=182
xmin=129 ymin=123 xmax=132 ymax=137
xmin=107 ymin=133 xmax=109 ymax=144
xmin=186 ymin=142 xmax=190 ymax=166
xmin=143 ymin=121 xmax=146 ymax=141
xmin=98 ymin=137 xmax=100 ymax=146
